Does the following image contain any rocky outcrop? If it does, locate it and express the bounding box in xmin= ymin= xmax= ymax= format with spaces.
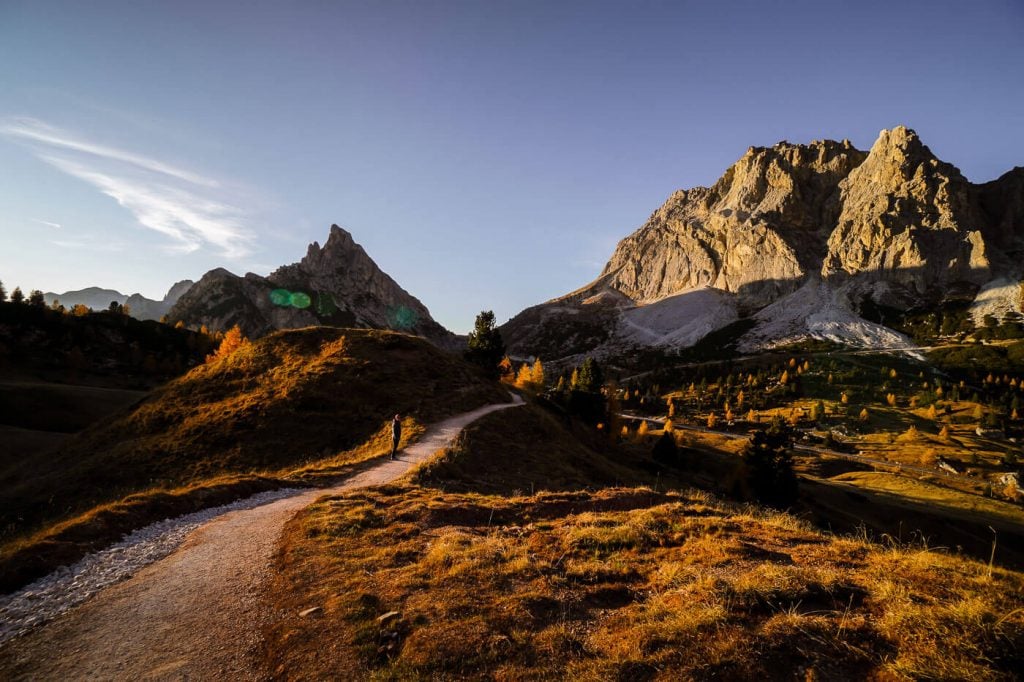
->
xmin=169 ymin=226 xmax=453 ymax=345
xmin=597 ymin=138 xmax=865 ymax=310
xmin=504 ymin=126 xmax=1024 ymax=360
xmin=822 ymin=127 xmax=990 ymax=302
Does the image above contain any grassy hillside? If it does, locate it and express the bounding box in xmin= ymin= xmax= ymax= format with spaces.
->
xmin=263 ymin=401 xmax=1024 ymax=678
xmin=0 ymin=327 xmax=507 ymax=592
xmin=412 ymin=404 xmax=658 ymax=494
xmin=265 ymin=485 xmax=1024 ymax=680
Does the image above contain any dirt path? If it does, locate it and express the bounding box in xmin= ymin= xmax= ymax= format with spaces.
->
xmin=0 ymin=396 xmax=522 ymax=681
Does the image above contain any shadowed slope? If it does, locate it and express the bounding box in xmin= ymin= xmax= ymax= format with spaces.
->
xmin=0 ymin=327 xmax=506 ymax=591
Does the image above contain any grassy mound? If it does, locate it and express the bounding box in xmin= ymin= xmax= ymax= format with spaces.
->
xmin=0 ymin=327 xmax=507 ymax=591
xmin=411 ymin=404 xmax=653 ymax=494
xmin=265 ymin=485 xmax=1024 ymax=680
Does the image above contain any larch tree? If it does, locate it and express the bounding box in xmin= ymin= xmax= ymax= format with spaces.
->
xmin=530 ymin=358 xmax=545 ymax=391
xmin=206 ymin=325 xmax=249 ymax=363
xmin=514 ymin=363 xmax=532 ymax=390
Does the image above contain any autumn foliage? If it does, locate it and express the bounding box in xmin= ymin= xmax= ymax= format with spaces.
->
xmin=206 ymin=325 xmax=249 ymax=363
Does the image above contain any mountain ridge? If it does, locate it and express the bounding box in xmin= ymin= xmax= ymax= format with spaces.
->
xmin=43 ymin=280 xmax=194 ymax=321
xmin=503 ymin=126 xmax=1024 ymax=361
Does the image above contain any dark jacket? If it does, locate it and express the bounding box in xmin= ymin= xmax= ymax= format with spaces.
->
xmin=392 ymin=418 xmax=402 ymax=441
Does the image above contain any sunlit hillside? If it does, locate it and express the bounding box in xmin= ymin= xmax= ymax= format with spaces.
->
xmin=266 ymin=464 xmax=1024 ymax=679
xmin=0 ymin=327 xmax=507 ymax=592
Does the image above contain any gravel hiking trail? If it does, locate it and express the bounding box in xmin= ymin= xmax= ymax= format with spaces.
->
xmin=0 ymin=396 xmax=523 ymax=681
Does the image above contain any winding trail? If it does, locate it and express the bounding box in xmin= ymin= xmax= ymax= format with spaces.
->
xmin=0 ymin=396 xmax=522 ymax=681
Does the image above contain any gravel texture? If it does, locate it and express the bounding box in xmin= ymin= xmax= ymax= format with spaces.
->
xmin=0 ymin=487 xmax=303 ymax=645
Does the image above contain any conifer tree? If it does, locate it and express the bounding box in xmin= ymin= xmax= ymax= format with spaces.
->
xmin=0 ymin=280 xmax=6 ymax=302
xmin=206 ymin=325 xmax=248 ymax=363
xmin=498 ymin=356 xmax=514 ymax=382
xmin=652 ymin=431 xmax=679 ymax=467
xmin=28 ymin=290 xmax=45 ymax=306
xmin=10 ymin=287 xmax=24 ymax=304
xmin=530 ymin=358 xmax=545 ymax=391
xmin=576 ymin=357 xmax=603 ymax=393
xmin=465 ymin=310 xmax=505 ymax=379
xmin=740 ymin=417 xmax=798 ymax=508
xmin=514 ymin=363 xmax=532 ymax=390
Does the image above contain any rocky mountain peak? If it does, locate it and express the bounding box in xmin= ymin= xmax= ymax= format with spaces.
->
xmin=823 ymin=127 xmax=988 ymax=297
xmin=163 ymin=280 xmax=194 ymax=304
xmin=169 ymin=226 xmax=453 ymax=346
xmin=502 ymin=126 xmax=1024 ymax=361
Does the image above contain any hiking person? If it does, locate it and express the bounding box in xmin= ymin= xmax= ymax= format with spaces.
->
xmin=390 ymin=414 xmax=401 ymax=460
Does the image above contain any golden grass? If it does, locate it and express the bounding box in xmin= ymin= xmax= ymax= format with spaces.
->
xmin=833 ymin=471 xmax=1024 ymax=529
xmin=263 ymin=485 xmax=1024 ymax=680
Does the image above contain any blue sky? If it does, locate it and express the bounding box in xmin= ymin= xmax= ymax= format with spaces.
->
xmin=1 ymin=1 xmax=1022 ymax=332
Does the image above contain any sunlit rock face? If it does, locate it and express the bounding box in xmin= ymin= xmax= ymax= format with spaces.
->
xmin=822 ymin=126 xmax=991 ymax=299
xmin=169 ymin=225 xmax=454 ymax=345
xmin=503 ymin=127 xmax=1024 ymax=360
xmin=600 ymin=138 xmax=866 ymax=310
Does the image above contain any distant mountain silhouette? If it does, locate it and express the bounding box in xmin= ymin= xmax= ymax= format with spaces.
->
xmin=44 ymin=280 xmax=194 ymax=321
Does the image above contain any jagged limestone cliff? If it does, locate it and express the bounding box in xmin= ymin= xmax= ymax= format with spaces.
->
xmin=503 ymin=127 xmax=1024 ymax=360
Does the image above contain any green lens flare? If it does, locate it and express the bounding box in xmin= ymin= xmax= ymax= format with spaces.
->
xmin=290 ymin=292 xmax=312 ymax=309
xmin=269 ymin=289 xmax=291 ymax=306
xmin=388 ymin=306 xmax=418 ymax=330
xmin=315 ymin=291 xmax=338 ymax=316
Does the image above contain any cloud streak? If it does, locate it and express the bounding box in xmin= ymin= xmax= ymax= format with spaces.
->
xmin=1 ymin=117 xmax=218 ymax=187
xmin=2 ymin=117 xmax=251 ymax=257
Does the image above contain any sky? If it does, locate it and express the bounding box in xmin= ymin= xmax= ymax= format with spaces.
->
xmin=1 ymin=1 xmax=1022 ymax=333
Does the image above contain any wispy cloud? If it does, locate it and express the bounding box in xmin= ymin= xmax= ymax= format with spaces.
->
xmin=50 ymin=238 xmax=125 ymax=253
xmin=2 ymin=117 xmax=252 ymax=257
xmin=1 ymin=117 xmax=217 ymax=187
xmin=32 ymin=219 xmax=62 ymax=229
